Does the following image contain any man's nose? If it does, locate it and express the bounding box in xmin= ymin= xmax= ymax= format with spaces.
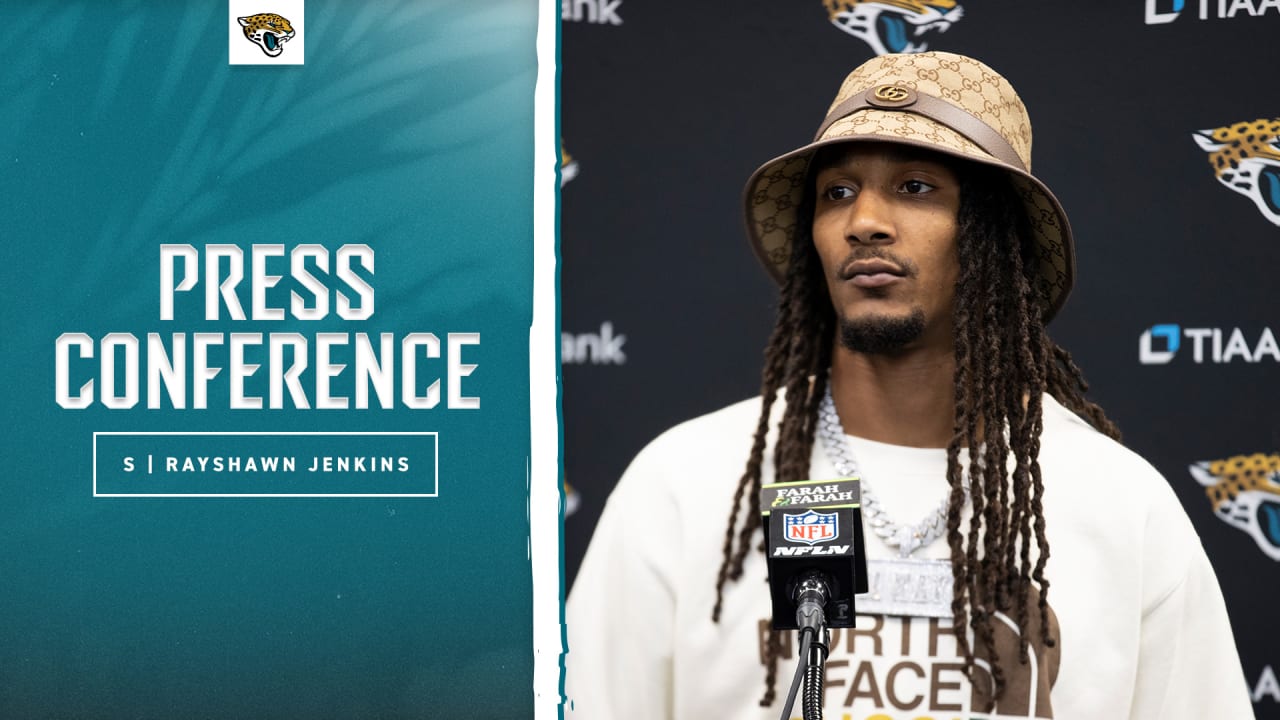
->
xmin=843 ymin=189 xmax=895 ymax=245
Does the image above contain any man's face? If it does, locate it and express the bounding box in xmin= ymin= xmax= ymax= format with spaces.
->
xmin=810 ymin=143 xmax=962 ymax=355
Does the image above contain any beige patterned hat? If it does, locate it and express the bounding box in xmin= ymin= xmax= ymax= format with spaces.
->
xmin=744 ymin=51 xmax=1074 ymax=320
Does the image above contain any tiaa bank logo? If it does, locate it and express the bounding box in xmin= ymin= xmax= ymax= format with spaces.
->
xmin=823 ymin=0 xmax=964 ymax=56
xmin=1192 ymin=119 xmax=1280 ymax=227
xmin=1139 ymin=324 xmax=1280 ymax=364
xmin=1189 ymin=453 xmax=1280 ymax=561
xmin=1145 ymin=0 xmax=1280 ymax=23
xmin=561 ymin=322 xmax=626 ymax=365
xmin=562 ymin=0 xmax=623 ymax=25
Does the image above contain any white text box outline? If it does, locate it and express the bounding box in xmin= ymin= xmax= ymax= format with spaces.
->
xmin=92 ymin=431 xmax=439 ymax=498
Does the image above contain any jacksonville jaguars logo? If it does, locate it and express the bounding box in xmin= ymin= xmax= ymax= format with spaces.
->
xmin=1192 ymin=118 xmax=1280 ymax=227
xmin=237 ymin=13 xmax=296 ymax=57
xmin=823 ymin=0 xmax=965 ymax=56
xmin=564 ymin=480 xmax=581 ymax=517
xmin=561 ymin=141 xmax=579 ymax=188
xmin=1190 ymin=453 xmax=1280 ymax=561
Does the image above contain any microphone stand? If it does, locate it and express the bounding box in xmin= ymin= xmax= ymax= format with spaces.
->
xmin=802 ymin=625 xmax=830 ymax=720
xmin=780 ymin=572 xmax=833 ymax=720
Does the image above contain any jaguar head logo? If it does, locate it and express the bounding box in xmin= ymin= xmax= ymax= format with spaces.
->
xmin=1190 ymin=453 xmax=1280 ymax=561
xmin=824 ymin=0 xmax=964 ymax=56
xmin=237 ymin=13 xmax=296 ymax=57
xmin=561 ymin=141 xmax=579 ymax=188
xmin=564 ymin=480 xmax=581 ymax=517
xmin=1192 ymin=119 xmax=1280 ymax=227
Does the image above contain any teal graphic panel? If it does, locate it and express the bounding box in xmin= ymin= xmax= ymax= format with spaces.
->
xmin=1 ymin=1 xmax=537 ymax=717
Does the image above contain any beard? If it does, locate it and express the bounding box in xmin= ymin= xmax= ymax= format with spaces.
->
xmin=837 ymin=309 xmax=927 ymax=355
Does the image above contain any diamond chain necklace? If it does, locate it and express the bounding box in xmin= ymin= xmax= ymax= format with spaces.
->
xmin=818 ymin=385 xmax=968 ymax=559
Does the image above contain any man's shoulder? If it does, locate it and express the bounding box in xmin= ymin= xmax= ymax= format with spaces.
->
xmin=1039 ymin=396 xmax=1214 ymax=606
xmin=1039 ymin=393 xmax=1171 ymax=491
xmin=649 ymin=396 xmax=766 ymax=444
xmin=618 ymin=396 xmax=766 ymax=487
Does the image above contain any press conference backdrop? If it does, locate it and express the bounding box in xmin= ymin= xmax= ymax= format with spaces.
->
xmin=560 ymin=2 xmax=1280 ymax=717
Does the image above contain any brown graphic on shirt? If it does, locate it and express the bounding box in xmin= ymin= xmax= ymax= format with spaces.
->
xmin=968 ymin=584 xmax=1061 ymax=717
xmin=758 ymin=586 xmax=1060 ymax=718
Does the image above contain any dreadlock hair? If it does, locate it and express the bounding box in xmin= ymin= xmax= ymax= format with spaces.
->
xmin=711 ymin=150 xmax=1121 ymax=708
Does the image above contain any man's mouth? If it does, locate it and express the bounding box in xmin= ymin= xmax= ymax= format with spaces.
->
xmin=841 ymin=258 xmax=907 ymax=288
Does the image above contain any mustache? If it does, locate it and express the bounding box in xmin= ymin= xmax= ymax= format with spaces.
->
xmin=837 ymin=248 xmax=920 ymax=280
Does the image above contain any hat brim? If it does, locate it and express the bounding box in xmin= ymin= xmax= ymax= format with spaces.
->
xmin=743 ymin=109 xmax=1075 ymax=322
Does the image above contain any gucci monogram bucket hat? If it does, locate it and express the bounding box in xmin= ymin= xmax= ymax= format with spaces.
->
xmin=743 ymin=51 xmax=1074 ymax=320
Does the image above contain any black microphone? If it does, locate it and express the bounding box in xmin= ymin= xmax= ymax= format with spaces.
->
xmin=759 ymin=478 xmax=867 ymax=630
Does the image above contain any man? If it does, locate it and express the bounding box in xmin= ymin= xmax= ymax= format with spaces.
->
xmin=565 ymin=52 xmax=1250 ymax=719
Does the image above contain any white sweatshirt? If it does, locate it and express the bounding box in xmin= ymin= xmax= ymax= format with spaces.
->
xmin=565 ymin=395 xmax=1252 ymax=720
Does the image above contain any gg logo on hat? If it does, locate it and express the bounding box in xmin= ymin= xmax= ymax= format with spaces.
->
xmin=869 ymin=84 xmax=916 ymax=107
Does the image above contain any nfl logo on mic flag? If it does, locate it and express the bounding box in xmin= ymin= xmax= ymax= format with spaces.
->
xmin=784 ymin=509 xmax=839 ymax=545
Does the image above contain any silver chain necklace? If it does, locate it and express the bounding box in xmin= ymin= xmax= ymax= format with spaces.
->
xmin=817 ymin=385 xmax=968 ymax=559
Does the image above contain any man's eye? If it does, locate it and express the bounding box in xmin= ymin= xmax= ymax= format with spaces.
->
xmin=824 ymin=186 xmax=855 ymax=200
xmin=901 ymin=179 xmax=935 ymax=194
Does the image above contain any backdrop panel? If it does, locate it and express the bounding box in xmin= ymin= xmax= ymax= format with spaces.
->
xmin=561 ymin=3 xmax=1279 ymax=717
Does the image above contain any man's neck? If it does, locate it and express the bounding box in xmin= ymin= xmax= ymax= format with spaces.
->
xmin=828 ymin=344 xmax=956 ymax=449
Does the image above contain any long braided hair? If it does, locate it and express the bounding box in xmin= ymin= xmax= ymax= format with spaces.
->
xmin=712 ymin=151 xmax=1121 ymax=706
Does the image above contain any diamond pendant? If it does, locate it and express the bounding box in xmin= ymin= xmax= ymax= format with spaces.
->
xmin=894 ymin=526 xmax=920 ymax=557
xmin=858 ymin=558 xmax=954 ymax=618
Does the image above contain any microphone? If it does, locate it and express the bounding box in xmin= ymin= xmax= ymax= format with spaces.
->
xmin=759 ymin=478 xmax=867 ymax=630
